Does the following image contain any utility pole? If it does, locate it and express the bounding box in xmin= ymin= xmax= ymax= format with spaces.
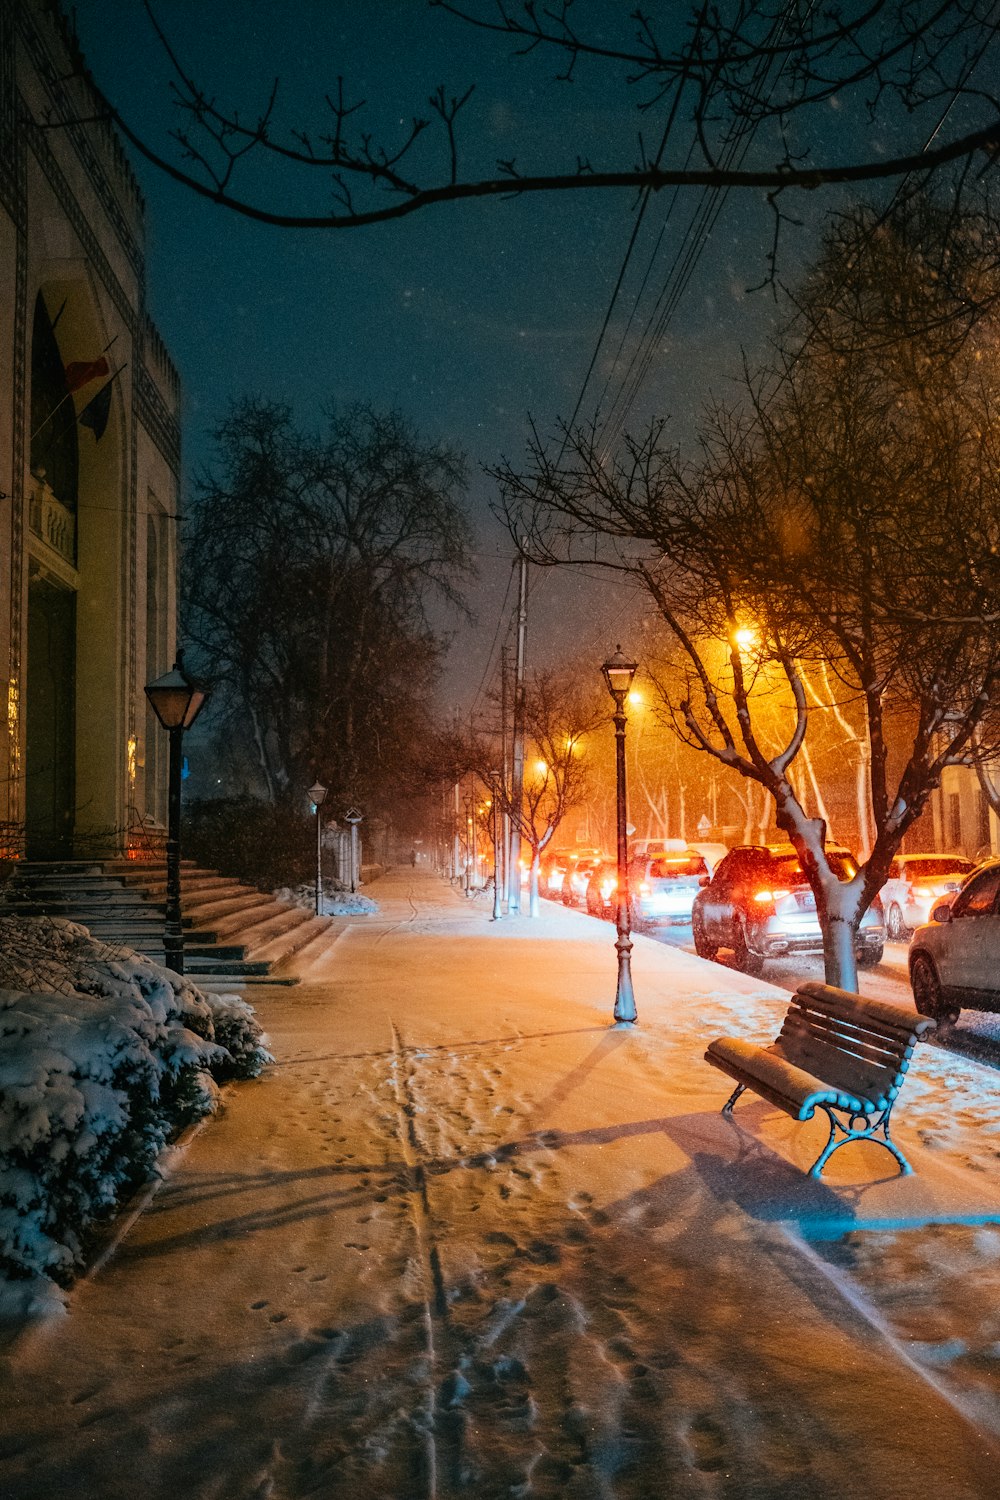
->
xmin=500 ymin=643 xmax=510 ymax=910
xmin=508 ymin=552 xmax=528 ymax=913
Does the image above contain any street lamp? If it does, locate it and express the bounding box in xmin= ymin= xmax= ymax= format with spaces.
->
xmin=602 ymin=645 xmax=638 ymax=1023
xmin=308 ymin=782 xmax=327 ymax=915
xmin=488 ymin=770 xmax=503 ymax=920
xmin=464 ymin=792 xmax=474 ymax=895
xmin=144 ymin=653 xmax=209 ymax=975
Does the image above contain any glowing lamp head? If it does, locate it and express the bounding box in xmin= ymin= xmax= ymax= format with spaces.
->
xmin=144 ymin=654 xmax=208 ymax=731
xmin=602 ymin=645 xmax=638 ymax=702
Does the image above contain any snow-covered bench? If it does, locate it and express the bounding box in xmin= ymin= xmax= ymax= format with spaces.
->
xmin=705 ymin=982 xmax=937 ymax=1177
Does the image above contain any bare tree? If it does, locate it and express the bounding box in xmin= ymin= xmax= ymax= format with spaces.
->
xmin=46 ymin=2 xmax=1000 ymax=247
xmin=494 ymin=199 xmax=1000 ymax=991
xmin=482 ymin=667 xmax=606 ymax=915
xmin=184 ymin=398 xmax=474 ymax=820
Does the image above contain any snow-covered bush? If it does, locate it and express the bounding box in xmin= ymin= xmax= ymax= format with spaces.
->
xmin=274 ymin=882 xmax=378 ymax=917
xmin=0 ymin=917 xmax=271 ymax=1283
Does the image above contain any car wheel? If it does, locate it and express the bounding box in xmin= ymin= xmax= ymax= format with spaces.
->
xmin=886 ymin=903 xmax=907 ymax=941
xmin=911 ymin=953 xmax=960 ymax=1024
xmin=732 ymin=924 xmax=765 ymax=977
xmin=857 ymin=943 xmax=884 ymax=968
xmin=692 ymin=912 xmax=718 ymax=961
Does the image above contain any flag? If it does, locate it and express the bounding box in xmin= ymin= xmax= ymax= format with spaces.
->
xmin=78 ymin=379 xmax=113 ymax=442
xmin=64 ymin=356 xmax=109 ymax=392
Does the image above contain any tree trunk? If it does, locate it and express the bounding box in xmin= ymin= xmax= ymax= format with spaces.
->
xmin=529 ymin=849 xmax=541 ymax=917
xmin=822 ymin=913 xmax=859 ymax=992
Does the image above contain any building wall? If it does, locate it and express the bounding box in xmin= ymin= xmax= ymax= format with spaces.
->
xmin=0 ymin=0 xmax=180 ymax=857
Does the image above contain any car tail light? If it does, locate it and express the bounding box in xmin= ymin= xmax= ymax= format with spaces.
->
xmin=638 ymin=880 xmax=651 ymax=895
xmin=753 ymin=888 xmax=789 ymax=906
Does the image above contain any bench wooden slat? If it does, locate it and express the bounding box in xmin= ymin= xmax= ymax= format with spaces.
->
xmin=705 ymin=982 xmax=936 ymax=1177
xmin=778 ymin=1008 xmax=910 ymax=1071
xmin=770 ymin=1033 xmax=890 ymax=1113
xmin=706 ymin=1036 xmax=869 ymax=1118
xmin=794 ymin=981 xmax=936 ymax=1040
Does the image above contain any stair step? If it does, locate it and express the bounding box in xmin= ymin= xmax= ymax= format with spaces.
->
xmin=5 ymin=854 xmax=309 ymax=987
xmin=182 ymin=892 xmax=274 ymax=922
xmin=183 ymin=943 xmax=250 ymax=961
xmin=195 ymin=974 xmax=300 ymax=989
xmin=273 ymin=917 xmax=346 ymax=974
xmin=253 ymin=911 xmax=332 ymax=964
xmin=204 ymin=901 xmax=297 ymax=941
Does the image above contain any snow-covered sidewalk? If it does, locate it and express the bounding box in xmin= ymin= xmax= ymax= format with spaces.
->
xmin=3 ymin=866 xmax=1000 ymax=1498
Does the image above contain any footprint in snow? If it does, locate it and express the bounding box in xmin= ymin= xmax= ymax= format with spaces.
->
xmin=688 ymin=1412 xmax=728 ymax=1472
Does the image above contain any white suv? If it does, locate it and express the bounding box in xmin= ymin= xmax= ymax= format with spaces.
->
xmin=880 ymin=853 xmax=975 ymax=939
xmin=909 ymin=859 xmax=1000 ymax=1023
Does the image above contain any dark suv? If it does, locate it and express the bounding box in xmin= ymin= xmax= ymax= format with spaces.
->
xmin=690 ymin=843 xmax=884 ymax=975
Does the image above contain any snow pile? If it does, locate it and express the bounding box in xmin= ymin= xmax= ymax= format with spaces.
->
xmin=274 ymin=882 xmax=378 ymax=917
xmin=0 ymin=916 xmax=271 ymax=1285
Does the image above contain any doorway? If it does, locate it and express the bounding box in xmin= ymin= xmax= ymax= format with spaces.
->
xmin=26 ymin=573 xmax=77 ymax=859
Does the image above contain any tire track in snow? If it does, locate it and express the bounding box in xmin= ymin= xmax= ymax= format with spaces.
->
xmin=387 ymin=1017 xmax=460 ymax=1499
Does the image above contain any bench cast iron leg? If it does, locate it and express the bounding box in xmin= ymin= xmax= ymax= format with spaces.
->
xmin=809 ymin=1104 xmax=913 ymax=1178
xmin=721 ymin=1083 xmax=746 ymax=1114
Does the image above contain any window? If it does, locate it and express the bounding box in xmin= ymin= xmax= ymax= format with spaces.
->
xmin=649 ymin=855 xmax=707 ymax=879
xmin=952 ymin=867 xmax=1000 ymax=918
xmin=900 ymin=856 xmax=974 ymax=880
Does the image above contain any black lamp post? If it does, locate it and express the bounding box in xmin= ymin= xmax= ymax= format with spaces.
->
xmin=488 ymin=770 xmax=503 ymax=920
xmin=308 ymin=782 xmax=327 ymax=915
xmin=144 ymin=653 xmax=208 ymax=975
xmin=602 ymin=646 xmax=638 ymax=1024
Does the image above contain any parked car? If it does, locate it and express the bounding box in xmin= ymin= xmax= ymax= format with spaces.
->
xmin=585 ymin=858 xmax=619 ymax=919
xmin=879 ymin=852 xmax=976 ymax=939
xmin=630 ymin=848 xmax=709 ymax=928
xmin=908 ymin=858 xmax=1000 ymax=1023
xmin=540 ymin=847 xmax=602 ymax=899
xmin=687 ymin=841 xmax=729 ymax=875
xmin=539 ymin=849 xmax=573 ymax=898
xmin=690 ymin=843 xmax=885 ymax=975
xmin=562 ymin=855 xmax=604 ymax=907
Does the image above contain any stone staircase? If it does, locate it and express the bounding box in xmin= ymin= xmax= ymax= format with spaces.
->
xmin=0 ymin=858 xmax=344 ymax=987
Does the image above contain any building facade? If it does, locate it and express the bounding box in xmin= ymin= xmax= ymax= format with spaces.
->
xmin=1 ymin=0 xmax=180 ymax=859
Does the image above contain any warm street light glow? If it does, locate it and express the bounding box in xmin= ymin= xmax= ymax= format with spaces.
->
xmin=535 ymin=759 xmax=547 ymax=775
xmin=602 ymin=645 xmax=638 ymax=701
xmin=733 ymin=626 xmax=757 ymax=651
xmin=628 ymin=689 xmax=643 ymax=705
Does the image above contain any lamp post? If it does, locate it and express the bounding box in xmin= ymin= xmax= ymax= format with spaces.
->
xmin=144 ymin=653 xmax=209 ymax=975
xmin=308 ymin=782 xmax=327 ymax=915
xmin=464 ymin=792 xmax=474 ymax=895
xmin=488 ymin=770 xmax=503 ymax=920
xmin=602 ymin=646 xmax=638 ymax=1023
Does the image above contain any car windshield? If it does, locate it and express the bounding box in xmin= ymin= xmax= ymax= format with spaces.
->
xmin=649 ymin=855 xmax=707 ymax=879
xmin=900 ymin=856 xmax=974 ymax=879
xmin=769 ymin=850 xmax=857 ymax=882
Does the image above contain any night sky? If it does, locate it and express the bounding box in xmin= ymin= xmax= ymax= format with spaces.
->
xmin=67 ymin=2 xmax=921 ymax=715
